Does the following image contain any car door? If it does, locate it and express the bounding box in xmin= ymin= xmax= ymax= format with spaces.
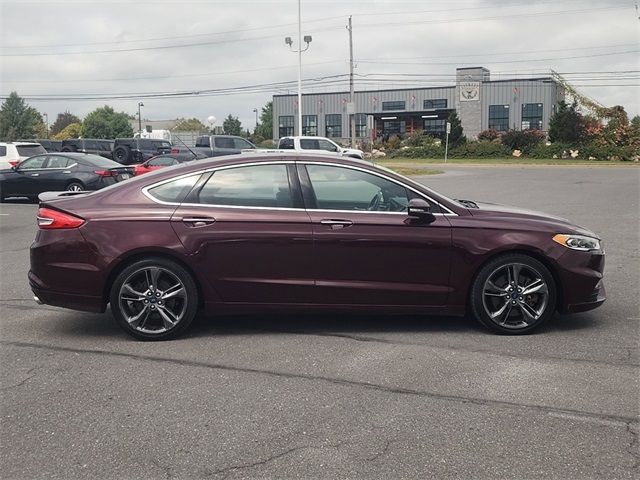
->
xmin=4 ymin=155 xmax=48 ymax=197
xmin=170 ymin=162 xmax=315 ymax=304
xmin=37 ymin=155 xmax=76 ymax=191
xmin=300 ymin=162 xmax=452 ymax=307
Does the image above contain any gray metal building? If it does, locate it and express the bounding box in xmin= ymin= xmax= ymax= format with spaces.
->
xmin=272 ymin=67 xmax=564 ymax=142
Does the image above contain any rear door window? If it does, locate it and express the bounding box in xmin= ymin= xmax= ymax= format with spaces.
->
xmin=197 ymin=164 xmax=293 ymax=208
xmin=46 ymin=156 xmax=73 ymax=168
xmin=214 ymin=137 xmax=235 ymax=149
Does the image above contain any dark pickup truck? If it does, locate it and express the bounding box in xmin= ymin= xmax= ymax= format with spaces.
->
xmin=61 ymin=138 xmax=115 ymax=159
xmin=173 ymin=135 xmax=256 ymax=158
xmin=112 ymin=138 xmax=173 ymax=165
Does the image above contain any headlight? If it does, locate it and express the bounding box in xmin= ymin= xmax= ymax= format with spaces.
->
xmin=552 ymin=234 xmax=601 ymax=251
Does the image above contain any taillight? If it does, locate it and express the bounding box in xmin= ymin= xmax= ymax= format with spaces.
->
xmin=9 ymin=160 xmax=20 ymax=167
xmin=94 ymin=169 xmax=115 ymax=177
xmin=37 ymin=208 xmax=85 ymax=229
xmin=171 ymin=148 xmax=179 ymax=154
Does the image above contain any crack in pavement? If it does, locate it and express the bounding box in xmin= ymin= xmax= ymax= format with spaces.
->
xmin=263 ymin=328 xmax=640 ymax=368
xmin=364 ymin=439 xmax=395 ymax=462
xmin=0 ymin=366 xmax=40 ymax=391
xmin=2 ymin=339 xmax=638 ymax=426
xmin=627 ymin=422 xmax=640 ymax=470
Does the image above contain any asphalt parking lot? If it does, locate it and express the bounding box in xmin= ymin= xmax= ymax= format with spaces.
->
xmin=1 ymin=165 xmax=638 ymax=479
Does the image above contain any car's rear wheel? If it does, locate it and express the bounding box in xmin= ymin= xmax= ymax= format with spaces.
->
xmin=109 ymin=258 xmax=198 ymax=341
xmin=66 ymin=181 xmax=84 ymax=192
xmin=470 ymin=254 xmax=556 ymax=334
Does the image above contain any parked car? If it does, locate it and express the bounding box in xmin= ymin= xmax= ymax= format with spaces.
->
xmin=112 ymin=138 xmax=173 ymax=165
xmin=277 ymin=136 xmax=364 ymax=159
xmin=0 ymin=153 xmax=134 ymax=201
xmin=19 ymin=139 xmax=63 ymax=153
xmin=0 ymin=142 xmax=47 ymax=169
xmin=173 ymin=135 xmax=256 ymax=158
xmin=133 ymin=153 xmax=207 ymax=176
xmin=61 ymin=139 xmax=114 ymax=159
xmin=29 ymin=154 xmax=605 ymax=341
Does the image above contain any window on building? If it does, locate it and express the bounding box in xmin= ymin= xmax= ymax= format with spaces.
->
xmin=325 ymin=114 xmax=342 ymax=138
xmin=278 ymin=116 xmax=294 ymax=137
xmin=382 ymin=101 xmax=406 ymax=111
xmin=424 ymin=99 xmax=447 ymax=109
xmin=521 ymin=103 xmax=543 ymax=130
xmin=302 ymin=115 xmax=317 ymax=136
xmin=423 ymin=119 xmax=446 ymax=135
xmin=355 ymin=114 xmax=367 ymax=137
xmin=488 ymin=105 xmax=510 ymax=131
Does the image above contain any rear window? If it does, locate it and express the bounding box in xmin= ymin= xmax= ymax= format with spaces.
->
xmin=279 ymin=138 xmax=294 ymax=149
xmin=17 ymin=144 xmax=46 ymax=156
xmin=147 ymin=174 xmax=201 ymax=203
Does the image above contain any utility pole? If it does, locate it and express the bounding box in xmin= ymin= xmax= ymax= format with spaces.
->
xmin=347 ymin=15 xmax=356 ymax=147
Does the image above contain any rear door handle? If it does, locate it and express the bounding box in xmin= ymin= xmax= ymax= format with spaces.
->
xmin=320 ymin=219 xmax=353 ymax=230
xmin=30 ymin=173 xmax=39 ymax=177
xmin=182 ymin=217 xmax=216 ymax=227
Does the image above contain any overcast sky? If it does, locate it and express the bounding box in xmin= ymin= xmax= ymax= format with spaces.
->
xmin=0 ymin=0 xmax=638 ymax=130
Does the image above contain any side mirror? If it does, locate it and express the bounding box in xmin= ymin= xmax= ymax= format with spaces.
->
xmin=408 ymin=198 xmax=435 ymax=223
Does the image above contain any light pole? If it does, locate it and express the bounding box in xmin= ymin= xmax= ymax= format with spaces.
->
xmin=137 ymin=102 xmax=144 ymax=134
xmin=43 ymin=113 xmax=48 ymax=139
xmin=285 ymin=0 xmax=312 ymax=137
xmin=253 ymin=108 xmax=259 ymax=130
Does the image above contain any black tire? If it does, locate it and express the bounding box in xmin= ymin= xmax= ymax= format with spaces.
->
xmin=66 ymin=181 xmax=84 ymax=192
xmin=470 ymin=253 xmax=556 ymax=335
xmin=113 ymin=146 xmax=131 ymax=164
xmin=109 ymin=257 xmax=198 ymax=341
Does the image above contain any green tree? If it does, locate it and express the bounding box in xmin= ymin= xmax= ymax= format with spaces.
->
xmin=222 ymin=114 xmax=242 ymax=135
xmin=548 ymin=101 xmax=585 ymax=144
xmin=50 ymin=110 xmax=81 ymax=136
xmin=81 ymin=105 xmax=134 ymax=139
xmin=255 ymin=101 xmax=273 ymax=139
xmin=447 ymin=111 xmax=465 ymax=146
xmin=0 ymin=92 xmax=43 ymax=141
xmin=174 ymin=117 xmax=207 ymax=131
xmin=53 ymin=122 xmax=82 ymax=140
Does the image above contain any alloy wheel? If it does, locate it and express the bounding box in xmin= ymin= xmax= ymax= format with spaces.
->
xmin=118 ymin=266 xmax=188 ymax=334
xmin=481 ymin=262 xmax=549 ymax=330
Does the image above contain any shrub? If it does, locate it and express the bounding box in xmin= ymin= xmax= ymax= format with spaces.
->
xmin=527 ymin=142 xmax=574 ymax=159
xmin=449 ymin=141 xmax=511 ymax=158
xmin=384 ymin=135 xmax=402 ymax=151
xmin=258 ymin=139 xmax=276 ymax=149
xmin=501 ymin=129 xmax=545 ymax=152
xmin=477 ymin=129 xmax=501 ymax=141
xmin=388 ymin=145 xmax=443 ymax=159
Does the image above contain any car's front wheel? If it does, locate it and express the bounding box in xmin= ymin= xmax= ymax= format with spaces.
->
xmin=109 ymin=257 xmax=198 ymax=340
xmin=470 ymin=254 xmax=556 ymax=334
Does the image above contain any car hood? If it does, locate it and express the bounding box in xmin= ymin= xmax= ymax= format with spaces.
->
xmin=468 ymin=201 xmax=599 ymax=238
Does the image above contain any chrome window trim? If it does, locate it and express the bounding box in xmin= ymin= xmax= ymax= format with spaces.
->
xmin=142 ymin=159 xmax=457 ymax=216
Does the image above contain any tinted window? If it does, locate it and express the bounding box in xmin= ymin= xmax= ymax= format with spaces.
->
xmin=46 ymin=156 xmax=73 ymax=168
xmin=317 ymin=139 xmax=339 ymax=152
xmin=148 ymin=174 xmax=200 ymax=203
xmin=424 ymin=99 xmax=447 ymax=109
xmin=214 ymin=137 xmax=235 ymax=149
xmin=16 ymin=144 xmax=46 ymax=157
xmin=0 ymin=146 xmax=6 ymax=156
xmin=197 ymin=164 xmax=293 ymax=208
xmin=299 ymin=139 xmax=319 ymax=150
xmin=233 ymin=138 xmax=254 ymax=150
xmin=279 ymin=138 xmax=294 ymax=149
xmin=18 ymin=156 xmax=47 ymax=170
xmin=382 ymin=101 xmax=405 ymax=111
xmin=306 ymin=165 xmax=410 ymax=212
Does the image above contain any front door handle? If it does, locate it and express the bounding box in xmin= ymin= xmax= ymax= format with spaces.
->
xmin=182 ymin=217 xmax=216 ymax=227
xmin=320 ymin=219 xmax=353 ymax=230
xmin=30 ymin=173 xmax=39 ymax=177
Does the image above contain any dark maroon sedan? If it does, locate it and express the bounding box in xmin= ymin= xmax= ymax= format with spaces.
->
xmin=29 ymin=154 xmax=605 ymax=340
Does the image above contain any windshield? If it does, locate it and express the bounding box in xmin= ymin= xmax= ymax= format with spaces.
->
xmin=17 ymin=144 xmax=46 ymax=157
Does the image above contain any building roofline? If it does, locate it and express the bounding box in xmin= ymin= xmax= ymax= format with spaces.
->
xmin=273 ymin=77 xmax=555 ymax=98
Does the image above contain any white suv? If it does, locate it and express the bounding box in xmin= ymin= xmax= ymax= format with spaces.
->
xmin=0 ymin=142 xmax=47 ymax=169
xmin=277 ymin=136 xmax=364 ymax=159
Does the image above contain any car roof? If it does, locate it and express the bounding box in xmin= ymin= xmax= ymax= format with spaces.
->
xmin=0 ymin=141 xmax=43 ymax=146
